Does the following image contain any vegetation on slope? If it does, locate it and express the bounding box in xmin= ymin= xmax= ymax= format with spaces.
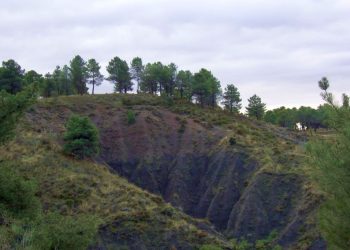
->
xmin=18 ymin=93 xmax=324 ymax=249
xmin=0 ymin=94 xmax=233 ymax=249
xmin=306 ymin=84 xmax=350 ymax=250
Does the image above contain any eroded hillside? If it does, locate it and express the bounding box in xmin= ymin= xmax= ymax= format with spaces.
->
xmin=3 ymin=94 xmax=325 ymax=249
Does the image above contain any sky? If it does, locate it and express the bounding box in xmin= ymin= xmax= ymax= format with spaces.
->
xmin=1 ymin=0 xmax=350 ymax=109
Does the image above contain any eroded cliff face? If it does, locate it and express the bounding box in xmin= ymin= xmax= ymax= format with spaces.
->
xmin=27 ymin=97 xmax=324 ymax=249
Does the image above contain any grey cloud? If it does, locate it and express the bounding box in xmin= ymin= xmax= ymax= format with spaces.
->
xmin=0 ymin=0 xmax=350 ymax=109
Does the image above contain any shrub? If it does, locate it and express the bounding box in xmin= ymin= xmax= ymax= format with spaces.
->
xmin=63 ymin=115 xmax=99 ymax=159
xmin=32 ymin=213 xmax=100 ymax=250
xmin=0 ymin=166 xmax=40 ymax=218
xmin=229 ymin=137 xmax=237 ymax=145
xmin=127 ymin=110 xmax=136 ymax=125
xmin=0 ymin=87 xmax=37 ymax=144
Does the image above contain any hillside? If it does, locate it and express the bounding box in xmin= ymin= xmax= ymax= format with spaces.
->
xmin=1 ymin=94 xmax=324 ymax=249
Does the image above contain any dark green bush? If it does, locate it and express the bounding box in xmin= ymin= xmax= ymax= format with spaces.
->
xmin=229 ymin=137 xmax=237 ymax=145
xmin=127 ymin=110 xmax=136 ymax=125
xmin=63 ymin=115 xmax=99 ymax=159
xmin=0 ymin=166 xmax=40 ymax=218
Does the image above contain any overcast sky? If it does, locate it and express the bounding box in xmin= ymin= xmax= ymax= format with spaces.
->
xmin=1 ymin=0 xmax=349 ymax=109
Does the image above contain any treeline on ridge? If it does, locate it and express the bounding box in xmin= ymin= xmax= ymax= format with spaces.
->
xmin=0 ymin=56 xmax=343 ymax=131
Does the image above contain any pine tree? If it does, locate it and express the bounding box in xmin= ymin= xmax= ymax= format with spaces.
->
xmin=222 ymin=84 xmax=242 ymax=113
xmin=86 ymin=59 xmax=103 ymax=95
xmin=246 ymin=94 xmax=266 ymax=120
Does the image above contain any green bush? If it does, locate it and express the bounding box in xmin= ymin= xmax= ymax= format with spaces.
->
xmin=127 ymin=110 xmax=136 ymax=125
xmin=0 ymin=166 xmax=40 ymax=218
xmin=229 ymin=137 xmax=237 ymax=145
xmin=32 ymin=213 xmax=100 ymax=250
xmin=0 ymin=87 xmax=37 ymax=144
xmin=63 ymin=115 xmax=99 ymax=159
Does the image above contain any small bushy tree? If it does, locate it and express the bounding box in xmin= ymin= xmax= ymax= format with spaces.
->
xmin=107 ymin=56 xmax=132 ymax=93
xmin=246 ymin=94 xmax=266 ymax=120
xmin=63 ymin=115 xmax=99 ymax=159
xmin=127 ymin=110 xmax=136 ymax=125
xmin=222 ymin=84 xmax=242 ymax=113
xmin=86 ymin=58 xmax=103 ymax=95
xmin=70 ymin=55 xmax=88 ymax=95
xmin=0 ymin=165 xmax=40 ymax=218
xmin=130 ymin=57 xmax=144 ymax=93
xmin=0 ymin=59 xmax=25 ymax=94
xmin=0 ymin=86 xmax=37 ymax=144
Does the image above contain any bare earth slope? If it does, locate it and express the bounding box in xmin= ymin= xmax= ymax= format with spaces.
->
xmin=20 ymin=94 xmax=325 ymax=249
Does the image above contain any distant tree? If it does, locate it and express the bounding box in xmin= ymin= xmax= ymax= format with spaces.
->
xmin=23 ymin=70 xmax=43 ymax=86
xmin=264 ymin=107 xmax=298 ymax=129
xmin=246 ymin=94 xmax=266 ymax=120
xmin=140 ymin=63 xmax=159 ymax=94
xmin=167 ymin=63 xmax=177 ymax=96
xmin=61 ymin=65 xmax=73 ymax=95
xmin=130 ymin=57 xmax=144 ymax=93
xmin=318 ymin=77 xmax=329 ymax=92
xmin=63 ymin=115 xmax=99 ymax=159
xmin=52 ymin=66 xmax=65 ymax=95
xmin=192 ymin=68 xmax=221 ymax=107
xmin=40 ymin=73 xmax=56 ymax=97
xmin=70 ymin=55 xmax=88 ymax=95
xmin=222 ymin=84 xmax=242 ymax=113
xmin=342 ymin=93 xmax=349 ymax=108
xmin=0 ymin=59 xmax=25 ymax=94
xmin=264 ymin=110 xmax=278 ymax=125
xmin=86 ymin=59 xmax=103 ymax=95
xmin=318 ymin=77 xmax=333 ymax=104
xmin=176 ymin=70 xmax=193 ymax=100
xmin=107 ymin=57 xmax=132 ymax=93
xmin=0 ymin=86 xmax=37 ymax=144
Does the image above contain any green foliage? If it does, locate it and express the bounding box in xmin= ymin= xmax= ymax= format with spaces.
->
xmin=107 ymin=56 xmax=132 ymax=93
xmin=140 ymin=62 xmax=176 ymax=96
xmin=222 ymin=84 xmax=242 ymax=113
xmin=176 ymin=70 xmax=193 ymax=100
xmin=0 ymin=86 xmax=37 ymax=144
xmin=130 ymin=57 xmax=144 ymax=92
xmin=87 ymin=58 xmax=104 ymax=95
xmin=63 ymin=115 xmax=100 ymax=159
xmin=229 ymin=239 xmax=252 ymax=250
xmin=40 ymin=65 xmax=74 ymax=97
xmin=0 ymin=166 xmax=40 ymax=218
xmin=265 ymin=105 xmax=331 ymax=130
xmin=127 ymin=110 xmax=136 ymax=125
xmin=246 ymin=94 xmax=266 ymax=120
xmin=32 ymin=213 xmax=100 ymax=250
xmin=306 ymin=83 xmax=350 ymax=249
xmin=23 ymin=70 xmax=43 ymax=86
xmin=318 ymin=77 xmax=329 ymax=92
xmin=70 ymin=55 xmax=88 ymax=95
xmin=0 ymin=59 xmax=24 ymax=94
xmin=342 ymin=93 xmax=349 ymax=108
xmin=255 ymin=230 xmax=279 ymax=249
xmin=192 ymin=68 xmax=221 ymax=107
xmin=264 ymin=107 xmax=297 ymax=129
